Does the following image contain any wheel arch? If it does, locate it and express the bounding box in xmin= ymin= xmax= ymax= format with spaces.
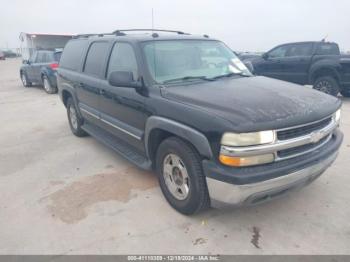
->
xmin=62 ymin=89 xmax=73 ymax=107
xmin=145 ymin=116 xmax=213 ymax=166
xmin=310 ymin=66 xmax=341 ymax=84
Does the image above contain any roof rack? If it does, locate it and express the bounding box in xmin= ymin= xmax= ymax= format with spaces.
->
xmin=112 ymin=29 xmax=190 ymax=36
xmin=72 ymin=33 xmax=114 ymax=39
xmin=73 ymin=29 xmax=196 ymax=39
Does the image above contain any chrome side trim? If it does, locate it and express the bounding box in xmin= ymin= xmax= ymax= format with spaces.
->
xmin=100 ymin=118 xmax=142 ymax=140
xmin=79 ymin=105 xmax=142 ymax=141
xmin=220 ymin=118 xmax=338 ymax=158
xmin=80 ymin=108 xmax=99 ymax=119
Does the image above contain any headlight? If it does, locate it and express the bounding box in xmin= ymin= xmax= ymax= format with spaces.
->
xmin=334 ymin=109 xmax=341 ymax=124
xmin=221 ymin=130 xmax=275 ymax=147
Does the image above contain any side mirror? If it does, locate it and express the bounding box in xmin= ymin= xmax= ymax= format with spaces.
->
xmin=262 ymin=53 xmax=269 ymax=60
xmin=108 ymin=71 xmax=141 ymax=88
xmin=22 ymin=60 xmax=30 ymax=64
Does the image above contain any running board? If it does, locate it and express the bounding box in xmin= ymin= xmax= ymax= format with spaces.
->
xmin=82 ymin=122 xmax=152 ymax=170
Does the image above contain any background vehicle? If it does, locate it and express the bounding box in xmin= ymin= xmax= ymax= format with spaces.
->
xmin=3 ymin=50 xmax=19 ymax=58
xmin=237 ymin=52 xmax=262 ymax=61
xmin=20 ymin=50 xmax=61 ymax=94
xmin=57 ymin=30 xmax=342 ymax=215
xmin=0 ymin=51 xmax=5 ymax=60
xmin=245 ymin=41 xmax=350 ymax=96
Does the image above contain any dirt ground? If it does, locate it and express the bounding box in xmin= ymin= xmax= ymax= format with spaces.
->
xmin=0 ymin=58 xmax=349 ymax=254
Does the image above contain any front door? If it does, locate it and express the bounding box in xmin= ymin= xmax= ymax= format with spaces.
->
xmin=99 ymin=42 xmax=147 ymax=153
xmin=255 ymin=44 xmax=290 ymax=80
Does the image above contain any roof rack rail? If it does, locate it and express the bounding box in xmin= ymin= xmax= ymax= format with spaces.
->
xmin=112 ymin=29 xmax=190 ymax=36
xmin=72 ymin=33 xmax=114 ymax=39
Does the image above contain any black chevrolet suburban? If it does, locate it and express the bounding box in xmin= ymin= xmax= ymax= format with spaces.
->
xmin=244 ymin=41 xmax=350 ymax=96
xmin=57 ymin=30 xmax=343 ymax=214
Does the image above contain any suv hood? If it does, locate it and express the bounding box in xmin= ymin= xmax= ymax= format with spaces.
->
xmin=160 ymin=76 xmax=341 ymax=132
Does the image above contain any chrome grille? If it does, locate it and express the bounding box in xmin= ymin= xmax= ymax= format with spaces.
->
xmin=277 ymin=117 xmax=332 ymax=140
xmin=277 ymin=135 xmax=330 ymax=159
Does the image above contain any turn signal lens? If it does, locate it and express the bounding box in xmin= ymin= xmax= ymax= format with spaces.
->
xmin=221 ymin=131 xmax=275 ymax=147
xmin=219 ymin=154 xmax=274 ymax=167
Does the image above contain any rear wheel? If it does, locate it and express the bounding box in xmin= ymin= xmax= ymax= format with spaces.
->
xmin=313 ymin=76 xmax=339 ymax=96
xmin=21 ymin=72 xmax=31 ymax=87
xmin=66 ymin=97 xmax=87 ymax=137
xmin=42 ymin=75 xmax=57 ymax=94
xmin=156 ymin=137 xmax=210 ymax=215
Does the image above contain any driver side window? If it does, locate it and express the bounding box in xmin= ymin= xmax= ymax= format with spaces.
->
xmin=268 ymin=45 xmax=289 ymax=59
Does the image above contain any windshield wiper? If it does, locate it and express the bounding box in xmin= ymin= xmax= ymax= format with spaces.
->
xmin=163 ymin=76 xmax=214 ymax=84
xmin=210 ymin=72 xmax=250 ymax=80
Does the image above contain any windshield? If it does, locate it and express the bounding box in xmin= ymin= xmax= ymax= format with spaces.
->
xmin=142 ymin=40 xmax=252 ymax=84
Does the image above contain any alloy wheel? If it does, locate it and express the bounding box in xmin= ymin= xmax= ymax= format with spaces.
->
xmin=163 ymin=153 xmax=190 ymax=200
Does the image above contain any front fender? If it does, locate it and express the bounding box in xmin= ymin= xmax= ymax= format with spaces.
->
xmin=144 ymin=116 xmax=213 ymax=160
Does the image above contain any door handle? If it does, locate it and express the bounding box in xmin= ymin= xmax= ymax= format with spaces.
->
xmin=100 ymin=89 xmax=106 ymax=95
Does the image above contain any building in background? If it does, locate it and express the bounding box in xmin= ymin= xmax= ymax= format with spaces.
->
xmin=19 ymin=33 xmax=73 ymax=60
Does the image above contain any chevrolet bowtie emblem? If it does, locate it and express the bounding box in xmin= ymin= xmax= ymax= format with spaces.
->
xmin=310 ymin=131 xmax=324 ymax=143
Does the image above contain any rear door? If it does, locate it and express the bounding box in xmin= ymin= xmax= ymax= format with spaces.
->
xmin=77 ymin=41 xmax=111 ymax=125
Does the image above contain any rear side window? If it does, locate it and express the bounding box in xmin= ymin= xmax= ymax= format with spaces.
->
xmin=83 ymin=42 xmax=109 ymax=77
xmin=286 ymin=43 xmax=313 ymax=57
xmin=107 ymin=42 xmax=138 ymax=79
xmin=54 ymin=52 xmax=62 ymax=62
xmin=60 ymin=40 xmax=87 ymax=71
xmin=316 ymin=43 xmax=340 ymax=55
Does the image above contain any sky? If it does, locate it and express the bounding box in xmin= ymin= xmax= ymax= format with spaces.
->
xmin=1 ymin=0 xmax=350 ymax=52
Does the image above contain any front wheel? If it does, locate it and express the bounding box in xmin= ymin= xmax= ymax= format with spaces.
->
xmin=313 ymin=76 xmax=339 ymax=96
xmin=156 ymin=137 xmax=210 ymax=215
xmin=42 ymin=75 xmax=57 ymax=94
xmin=21 ymin=72 xmax=32 ymax=87
xmin=66 ymin=97 xmax=87 ymax=137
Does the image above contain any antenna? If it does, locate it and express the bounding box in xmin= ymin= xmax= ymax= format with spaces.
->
xmin=151 ymin=8 xmax=154 ymax=31
xmin=321 ymin=34 xmax=328 ymax=42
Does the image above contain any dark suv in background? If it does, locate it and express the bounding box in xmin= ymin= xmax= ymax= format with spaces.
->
xmin=0 ymin=51 xmax=5 ymax=60
xmin=57 ymin=29 xmax=342 ymax=214
xmin=20 ymin=50 xmax=61 ymax=94
xmin=244 ymin=41 xmax=350 ymax=96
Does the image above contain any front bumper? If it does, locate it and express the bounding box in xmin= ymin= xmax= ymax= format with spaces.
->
xmin=204 ymin=130 xmax=343 ymax=207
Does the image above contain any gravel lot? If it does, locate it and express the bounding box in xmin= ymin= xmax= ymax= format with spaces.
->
xmin=0 ymin=58 xmax=349 ymax=255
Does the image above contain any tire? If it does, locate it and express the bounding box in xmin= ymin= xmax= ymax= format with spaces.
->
xmin=340 ymin=89 xmax=350 ymax=98
xmin=66 ymin=97 xmax=87 ymax=137
xmin=156 ymin=137 xmax=210 ymax=215
xmin=313 ymin=76 xmax=339 ymax=96
xmin=21 ymin=72 xmax=32 ymax=87
xmin=42 ymin=75 xmax=57 ymax=94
